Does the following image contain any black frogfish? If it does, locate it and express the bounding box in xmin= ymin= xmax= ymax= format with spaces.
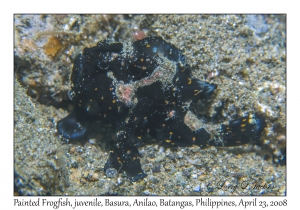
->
xmin=57 ymin=36 xmax=266 ymax=181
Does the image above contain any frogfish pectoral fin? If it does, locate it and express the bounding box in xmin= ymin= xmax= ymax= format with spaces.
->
xmin=209 ymin=113 xmax=266 ymax=147
xmin=57 ymin=111 xmax=88 ymax=139
xmin=104 ymin=141 xmax=147 ymax=181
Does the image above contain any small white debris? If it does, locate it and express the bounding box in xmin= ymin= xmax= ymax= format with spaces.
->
xmin=88 ymin=138 xmax=96 ymax=144
xmin=192 ymin=174 xmax=198 ymax=179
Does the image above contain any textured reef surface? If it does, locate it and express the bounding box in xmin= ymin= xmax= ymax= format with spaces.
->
xmin=14 ymin=15 xmax=286 ymax=195
xmin=57 ymin=36 xmax=267 ymax=181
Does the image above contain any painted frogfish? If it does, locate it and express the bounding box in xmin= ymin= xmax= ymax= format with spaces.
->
xmin=57 ymin=36 xmax=267 ymax=181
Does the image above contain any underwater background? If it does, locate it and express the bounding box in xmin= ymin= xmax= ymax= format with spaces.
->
xmin=14 ymin=14 xmax=286 ymax=196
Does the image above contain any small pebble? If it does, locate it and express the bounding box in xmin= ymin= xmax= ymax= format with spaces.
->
xmin=259 ymin=189 xmax=266 ymax=195
xmin=71 ymin=161 xmax=79 ymax=168
xmin=76 ymin=146 xmax=83 ymax=153
xmin=143 ymin=190 xmax=150 ymax=195
xmin=132 ymin=30 xmax=145 ymax=40
xmin=105 ymin=168 xmax=118 ymax=178
xmin=207 ymin=188 xmax=214 ymax=193
xmin=155 ymin=154 xmax=165 ymax=163
xmin=264 ymin=176 xmax=274 ymax=182
xmin=193 ymin=185 xmax=201 ymax=192
xmin=152 ymin=164 xmax=161 ymax=173
xmin=158 ymin=146 xmax=165 ymax=154
xmin=117 ymin=178 xmax=123 ymax=185
xmin=83 ymin=171 xmax=89 ymax=178
xmin=88 ymin=138 xmax=96 ymax=144
xmin=177 ymin=151 xmax=183 ymax=159
xmin=218 ymin=190 xmax=225 ymax=195
xmin=91 ymin=173 xmax=99 ymax=181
